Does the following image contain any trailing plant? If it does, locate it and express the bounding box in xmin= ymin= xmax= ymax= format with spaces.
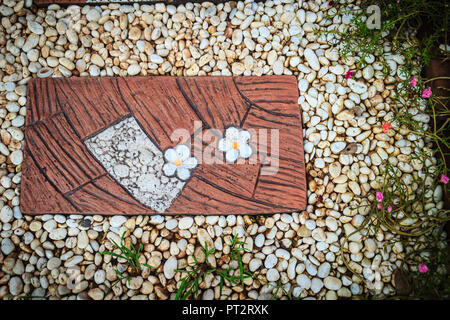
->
xmin=340 ymin=150 xmax=450 ymax=299
xmin=320 ymin=0 xmax=449 ymax=299
xmin=397 ymin=235 xmax=450 ymax=299
xmin=323 ymin=0 xmax=449 ymax=69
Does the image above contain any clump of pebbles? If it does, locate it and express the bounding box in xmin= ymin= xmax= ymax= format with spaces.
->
xmin=0 ymin=0 xmax=445 ymax=300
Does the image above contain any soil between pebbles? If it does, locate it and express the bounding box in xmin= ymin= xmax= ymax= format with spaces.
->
xmin=0 ymin=0 xmax=446 ymax=300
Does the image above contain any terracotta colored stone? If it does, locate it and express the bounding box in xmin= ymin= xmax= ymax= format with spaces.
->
xmin=21 ymin=76 xmax=307 ymax=215
xmin=67 ymin=175 xmax=151 ymax=214
xmin=116 ymin=77 xmax=203 ymax=151
xmin=238 ymin=78 xmax=307 ymax=209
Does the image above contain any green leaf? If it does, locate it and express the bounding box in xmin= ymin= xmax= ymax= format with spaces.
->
xmin=101 ymin=251 xmax=128 ymax=260
xmin=176 ymin=277 xmax=188 ymax=300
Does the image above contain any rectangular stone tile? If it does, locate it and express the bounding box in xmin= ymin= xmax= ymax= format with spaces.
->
xmin=20 ymin=75 xmax=306 ymax=215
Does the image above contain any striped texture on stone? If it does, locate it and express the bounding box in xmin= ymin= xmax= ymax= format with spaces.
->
xmin=20 ymin=76 xmax=307 ymax=215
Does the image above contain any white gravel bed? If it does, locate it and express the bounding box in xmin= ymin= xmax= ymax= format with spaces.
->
xmin=0 ymin=0 xmax=445 ymax=300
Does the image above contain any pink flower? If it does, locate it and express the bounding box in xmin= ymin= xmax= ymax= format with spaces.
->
xmin=441 ymin=174 xmax=449 ymax=184
xmin=382 ymin=122 xmax=392 ymax=133
xmin=419 ymin=264 xmax=429 ymax=273
xmin=345 ymin=71 xmax=354 ymax=79
xmin=410 ymin=76 xmax=417 ymax=87
xmin=387 ymin=206 xmax=392 ymax=213
xmin=377 ymin=203 xmax=383 ymax=209
xmin=376 ymin=192 xmax=383 ymax=202
xmin=422 ymin=87 xmax=432 ymax=98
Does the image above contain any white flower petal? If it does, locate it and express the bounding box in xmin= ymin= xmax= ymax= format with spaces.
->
xmin=218 ymin=138 xmax=231 ymax=152
xmin=176 ymin=167 xmax=191 ymax=181
xmin=225 ymin=127 xmax=239 ymax=140
xmin=163 ymin=163 xmax=177 ymax=176
xmin=182 ymin=157 xmax=198 ymax=169
xmin=239 ymin=143 xmax=252 ymax=159
xmin=164 ymin=148 xmax=177 ymax=162
xmin=176 ymin=144 xmax=190 ymax=161
xmin=225 ymin=149 xmax=239 ymax=163
xmin=238 ymin=130 xmax=251 ymax=143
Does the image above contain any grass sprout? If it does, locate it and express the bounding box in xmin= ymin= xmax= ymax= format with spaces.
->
xmin=101 ymin=231 xmax=153 ymax=291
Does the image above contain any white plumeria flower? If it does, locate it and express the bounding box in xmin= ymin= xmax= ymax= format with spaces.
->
xmin=163 ymin=144 xmax=197 ymax=181
xmin=218 ymin=127 xmax=252 ymax=163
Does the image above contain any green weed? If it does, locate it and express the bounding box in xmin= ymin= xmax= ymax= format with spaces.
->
xmin=175 ymin=235 xmax=258 ymax=300
xmin=101 ymin=231 xmax=153 ymax=291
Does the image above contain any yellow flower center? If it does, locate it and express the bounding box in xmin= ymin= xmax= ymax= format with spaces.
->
xmin=232 ymin=141 xmax=239 ymax=150
xmin=173 ymin=159 xmax=182 ymax=167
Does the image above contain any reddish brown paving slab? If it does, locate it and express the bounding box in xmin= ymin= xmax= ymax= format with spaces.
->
xmin=24 ymin=112 xmax=106 ymax=195
xmin=21 ymin=75 xmax=306 ymax=215
xmin=176 ymin=77 xmax=250 ymax=129
xmin=116 ymin=77 xmax=204 ymax=151
xmin=234 ymin=75 xmax=300 ymax=108
xmin=20 ymin=149 xmax=80 ymax=214
xmin=192 ymin=163 xmax=261 ymax=200
xmin=243 ymin=110 xmax=307 ymax=209
xmin=243 ymin=104 xmax=304 ymax=161
xmin=50 ymin=77 xmax=131 ymax=139
xmin=188 ymin=128 xmax=261 ymax=199
xmin=255 ymin=162 xmax=307 ymax=210
xmin=26 ymin=78 xmax=61 ymax=124
xmin=67 ymin=176 xmax=153 ymax=215
xmin=238 ymin=76 xmax=307 ymax=210
xmin=165 ymin=176 xmax=285 ymax=215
